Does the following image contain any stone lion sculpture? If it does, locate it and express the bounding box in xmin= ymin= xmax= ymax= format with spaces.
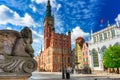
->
xmin=0 ymin=27 xmax=37 ymax=76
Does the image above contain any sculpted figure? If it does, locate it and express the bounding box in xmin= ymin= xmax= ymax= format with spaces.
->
xmin=0 ymin=27 xmax=37 ymax=74
xmin=12 ymin=27 xmax=34 ymax=57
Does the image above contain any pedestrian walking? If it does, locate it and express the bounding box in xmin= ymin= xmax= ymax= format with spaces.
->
xmin=66 ymin=66 xmax=71 ymax=79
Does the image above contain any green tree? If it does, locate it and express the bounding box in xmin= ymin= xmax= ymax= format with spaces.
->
xmin=103 ymin=45 xmax=120 ymax=74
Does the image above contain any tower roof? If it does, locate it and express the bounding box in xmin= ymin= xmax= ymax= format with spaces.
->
xmin=46 ymin=0 xmax=52 ymax=17
xmin=68 ymin=28 xmax=71 ymax=34
xmin=76 ymin=36 xmax=84 ymax=41
xmin=47 ymin=0 xmax=50 ymax=6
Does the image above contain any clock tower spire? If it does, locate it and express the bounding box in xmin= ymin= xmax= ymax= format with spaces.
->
xmin=44 ymin=0 xmax=54 ymax=50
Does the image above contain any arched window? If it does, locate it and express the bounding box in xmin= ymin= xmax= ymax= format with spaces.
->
xmin=114 ymin=42 xmax=120 ymax=46
xmin=104 ymin=32 xmax=107 ymax=40
xmin=108 ymin=31 xmax=110 ymax=38
xmin=92 ymin=49 xmax=99 ymax=67
xmin=93 ymin=36 xmax=96 ymax=43
xmin=111 ymin=29 xmax=115 ymax=38
xmin=100 ymin=46 xmax=106 ymax=59
xmin=100 ymin=46 xmax=106 ymax=53
xmin=99 ymin=34 xmax=103 ymax=42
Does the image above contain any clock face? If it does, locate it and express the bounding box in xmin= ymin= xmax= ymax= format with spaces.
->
xmin=48 ymin=21 xmax=52 ymax=24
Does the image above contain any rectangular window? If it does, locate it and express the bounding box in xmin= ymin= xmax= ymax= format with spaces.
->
xmin=93 ymin=53 xmax=99 ymax=67
xmin=56 ymin=48 xmax=59 ymax=53
xmin=83 ymin=58 xmax=85 ymax=62
xmin=86 ymin=52 xmax=88 ymax=55
xmin=83 ymin=52 xmax=84 ymax=56
xmin=86 ymin=57 xmax=88 ymax=62
xmin=108 ymin=31 xmax=110 ymax=37
xmin=93 ymin=36 xmax=96 ymax=43
xmin=104 ymin=32 xmax=107 ymax=40
xmin=68 ymin=57 xmax=70 ymax=63
xmin=56 ymin=57 xmax=58 ymax=63
xmin=99 ymin=34 xmax=102 ymax=41
xmin=64 ymin=57 xmax=66 ymax=63
xmin=84 ymin=46 xmax=86 ymax=49
xmin=60 ymin=57 xmax=62 ymax=62
xmin=79 ymin=56 xmax=81 ymax=60
xmin=97 ymin=36 xmax=99 ymax=42
xmin=111 ymin=29 xmax=115 ymax=38
xmin=48 ymin=58 xmax=50 ymax=64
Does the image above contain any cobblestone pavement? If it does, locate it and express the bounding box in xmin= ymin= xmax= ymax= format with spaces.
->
xmin=28 ymin=71 xmax=120 ymax=80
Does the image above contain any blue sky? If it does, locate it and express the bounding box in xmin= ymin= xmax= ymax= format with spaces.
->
xmin=0 ymin=0 xmax=120 ymax=56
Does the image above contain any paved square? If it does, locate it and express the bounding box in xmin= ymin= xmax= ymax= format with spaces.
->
xmin=28 ymin=72 xmax=120 ymax=80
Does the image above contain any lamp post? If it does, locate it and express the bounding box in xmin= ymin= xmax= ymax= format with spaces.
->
xmin=62 ymin=34 xmax=65 ymax=79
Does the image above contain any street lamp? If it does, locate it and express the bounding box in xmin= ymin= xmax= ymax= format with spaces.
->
xmin=62 ymin=34 xmax=65 ymax=79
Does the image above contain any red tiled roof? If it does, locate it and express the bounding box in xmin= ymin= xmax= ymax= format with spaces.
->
xmin=76 ymin=36 xmax=83 ymax=40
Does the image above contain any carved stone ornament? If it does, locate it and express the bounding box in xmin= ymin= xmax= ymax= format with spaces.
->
xmin=0 ymin=27 xmax=37 ymax=78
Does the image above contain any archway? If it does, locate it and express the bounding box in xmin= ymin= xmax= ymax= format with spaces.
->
xmin=114 ymin=42 xmax=120 ymax=46
xmin=100 ymin=46 xmax=107 ymax=70
xmin=100 ymin=46 xmax=107 ymax=59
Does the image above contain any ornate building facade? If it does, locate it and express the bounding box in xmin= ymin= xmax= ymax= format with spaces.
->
xmin=89 ymin=21 xmax=120 ymax=71
xmin=74 ymin=37 xmax=84 ymax=70
xmin=36 ymin=0 xmax=71 ymax=72
xmin=82 ymin=42 xmax=90 ymax=67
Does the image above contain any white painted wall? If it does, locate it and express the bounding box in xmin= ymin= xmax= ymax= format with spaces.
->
xmin=89 ymin=25 xmax=120 ymax=71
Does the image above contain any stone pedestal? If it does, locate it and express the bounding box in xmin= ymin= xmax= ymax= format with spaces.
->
xmin=0 ymin=73 xmax=31 ymax=80
xmin=0 ymin=56 xmax=37 ymax=80
xmin=0 ymin=77 xmax=28 ymax=80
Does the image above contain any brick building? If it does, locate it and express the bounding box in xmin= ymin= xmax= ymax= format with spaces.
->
xmin=36 ymin=0 xmax=71 ymax=72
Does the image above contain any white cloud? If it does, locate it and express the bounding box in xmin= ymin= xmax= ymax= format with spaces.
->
xmin=32 ymin=29 xmax=43 ymax=45
xmin=6 ymin=27 xmax=12 ymax=30
xmin=35 ymin=0 xmax=48 ymax=4
xmin=54 ymin=14 xmax=64 ymax=33
xmin=31 ymin=0 xmax=35 ymax=2
xmin=29 ymin=4 xmax=37 ymax=12
xmin=71 ymin=26 xmax=90 ymax=45
xmin=34 ymin=0 xmax=55 ymax=6
xmin=82 ymin=9 xmax=90 ymax=14
xmin=90 ymin=0 xmax=97 ymax=2
xmin=31 ymin=29 xmax=44 ymax=56
xmin=56 ymin=4 xmax=61 ymax=11
xmin=115 ymin=14 xmax=120 ymax=27
xmin=32 ymin=29 xmax=43 ymax=38
xmin=33 ymin=39 xmax=40 ymax=43
xmin=33 ymin=0 xmax=61 ymax=9
xmin=55 ymin=24 xmax=64 ymax=33
xmin=115 ymin=14 xmax=120 ymax=21
xmin=0 ymin=5 xmax=37 ymax=27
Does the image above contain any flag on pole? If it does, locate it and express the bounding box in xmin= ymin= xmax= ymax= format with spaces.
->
xmin=100 ymin=19 xmax=104 ymax=27
xmin=100 ymin=19 xmax=104 ymax=24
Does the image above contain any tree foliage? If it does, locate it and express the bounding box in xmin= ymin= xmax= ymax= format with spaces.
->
xmin=103 ymin=45 xmax=120 ymax=68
